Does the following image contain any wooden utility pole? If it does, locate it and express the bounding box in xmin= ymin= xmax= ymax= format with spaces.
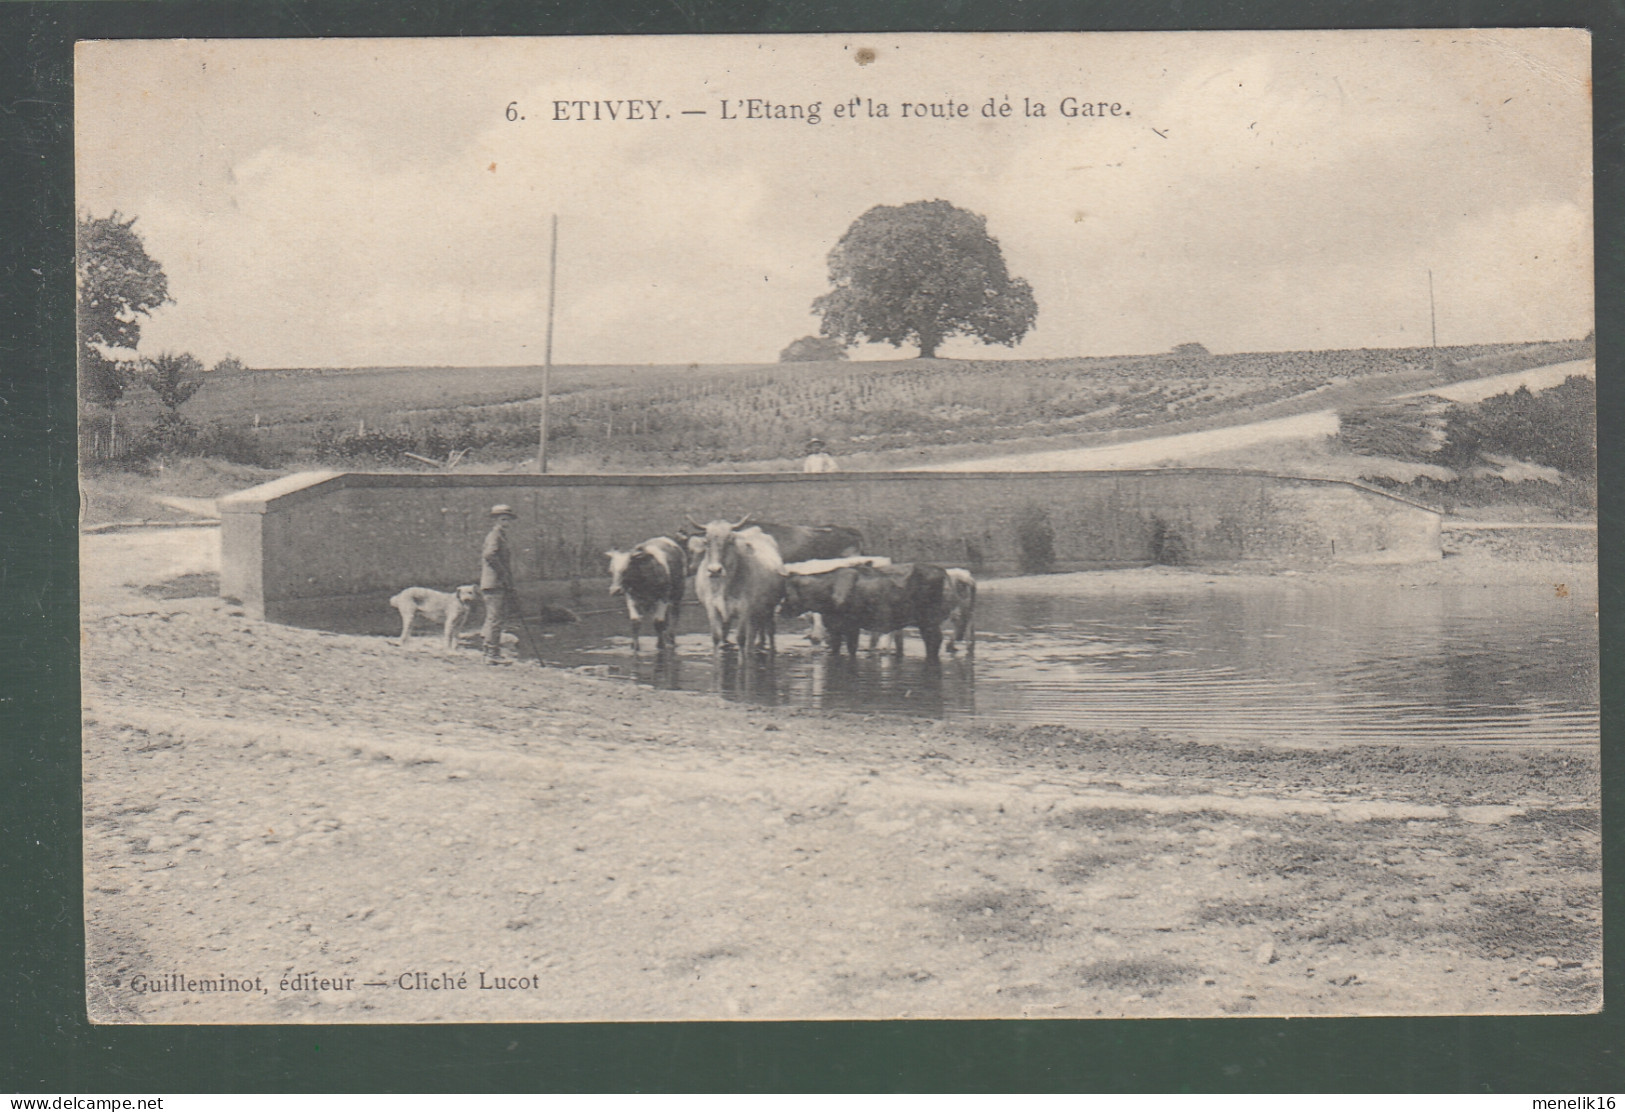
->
xmin=1428 ymin=268 xmax=1438 ymax=368
xmin=537 ymin=214 xmax=558 ymax=474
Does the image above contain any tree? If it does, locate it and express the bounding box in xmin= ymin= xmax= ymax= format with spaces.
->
xmin=141 ymin=351 xmax=207 ymax=416
xmin=212 ymin=354 xmax=248 ymax=376
xmin=779 ymin=335 xmax=849 ymax=362
xmin=77 ymin=212 xmax=171 ymax=405
xmin=812 ymin=199 xmax=1037 ymax=359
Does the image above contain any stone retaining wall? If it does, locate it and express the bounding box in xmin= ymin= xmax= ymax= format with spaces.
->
xmin=219 ymin=468 xmax=1441 ymax=622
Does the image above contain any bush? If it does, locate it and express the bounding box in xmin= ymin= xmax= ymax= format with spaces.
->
xmin=113 ymin=411 xmax=195 ymax=462
xmin=1338 ymin=395 xmax=1451 ymax=460
xmin=313 ymin=427 xmax=424 ymax=463
xmin=192 ymin=422 xmax=273 ymax=466
xmin=1362 ymin=474 xmax=1596 ymax=519
xmin=110 ymin=414 xmax=271 ymax=467
xmin=779 ymin=335 xmax=849 ymax=362
xmin=1441 ymin=376 xmax=1595 ymax=475
xmin=1014 ymin=504 xmax=1056 ymax=574
xmin=1149 ymin=518 xmax=1189 ymax=565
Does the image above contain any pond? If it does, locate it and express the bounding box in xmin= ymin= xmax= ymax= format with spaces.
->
xmin=333 ymin=577 xmax=1599 ymax=748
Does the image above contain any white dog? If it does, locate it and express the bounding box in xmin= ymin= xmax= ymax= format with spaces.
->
xmin=389 ymin=585 xmax=481 ymax=650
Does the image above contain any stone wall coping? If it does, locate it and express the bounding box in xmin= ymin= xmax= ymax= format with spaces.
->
xmin=217 ymin=470 xmax=344 ymax=513
xmin=217 ymin=466 xmax=1443 ymax=517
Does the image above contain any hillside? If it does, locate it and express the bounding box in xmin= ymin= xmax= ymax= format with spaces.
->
xmin=89 ymin=339 xmax=1590 ymax=474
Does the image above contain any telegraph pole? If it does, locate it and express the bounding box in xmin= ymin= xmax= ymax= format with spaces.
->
xmin=537 ymin=214 xmax=558 ymax=474
xmin=1428 ymin=268 xmax=1438 ymax=369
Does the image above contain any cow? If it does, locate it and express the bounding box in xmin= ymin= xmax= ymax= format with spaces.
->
xmin=681 ymin=518 xmax=863 ymax=564
xmin=866 ymin=567 xmax=977 ymax=657
xmin=755 ymin=522 xmax=864 ymax=564
xmin=780 ymin=561 xmax=954 ymax=661
xmin=605 ymin=535 xmax=687 ymax=652
xmin=691 ymin=517 xmax=785 ymax=653
xmin=684 ymin=518 xmax=863 ymax=645
xmin=781 ymin=555 xmax=892 ymax=576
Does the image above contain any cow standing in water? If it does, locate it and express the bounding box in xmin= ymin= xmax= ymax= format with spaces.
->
xmin=780 ymin=562 xmax=954 ymax=661
xmin=684 ymin=519 xmax=861 ymax=645
xmin=691 ymin=517 xmax=785 ymax=653
xmin=868 ymin=566 xmax=978 ymax=657
xmin=750 ymin=522 xmax=863 ymax=564
xmin=605 ymin=536 xmax=688 ymax=652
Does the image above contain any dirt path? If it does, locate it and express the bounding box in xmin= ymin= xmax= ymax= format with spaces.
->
xmin=1403 ymin=358 xmax=1594 ymax=403
xmin=80 ymin=532 xmax=1600 ymax=1022
xmin=916 ymin=410 xmax=1341 ymax=472
xmin=912 ymin=360 xmax=1595 ymax=474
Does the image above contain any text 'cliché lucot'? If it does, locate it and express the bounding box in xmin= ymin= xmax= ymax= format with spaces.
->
xmin=122 ymin=969 xmax=543 ymax=994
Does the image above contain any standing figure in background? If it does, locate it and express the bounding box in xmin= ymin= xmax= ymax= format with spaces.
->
xmin=479 ymin=503 xmax=519 ymax=665
xmin=803 ymin=438 xmax=839 ymax=473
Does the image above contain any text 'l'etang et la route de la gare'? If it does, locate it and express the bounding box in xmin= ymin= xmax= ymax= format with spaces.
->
xmin=121 ymin=970 xmax=544 ymax=995
xmin=510 ymin=96 xmax=1132 ymax=125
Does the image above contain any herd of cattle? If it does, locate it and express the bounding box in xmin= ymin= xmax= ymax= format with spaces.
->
xmin=605 ymin=516 xmax=976 ymax=661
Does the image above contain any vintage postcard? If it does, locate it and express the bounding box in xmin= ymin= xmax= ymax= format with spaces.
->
xmin=77 ymin=30 xmax=1598 ymax=1023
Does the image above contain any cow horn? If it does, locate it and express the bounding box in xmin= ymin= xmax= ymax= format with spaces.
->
xmin=684 ymin=513 xmax=703 ymax=531
xmin=731 ymin=512 xmax=755 ymax=530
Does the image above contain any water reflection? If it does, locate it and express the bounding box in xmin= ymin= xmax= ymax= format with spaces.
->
xmin=309 ymin=578 xmax=1598 ymax=748
xmin=774 ymin=652 xmax=974 ymax=720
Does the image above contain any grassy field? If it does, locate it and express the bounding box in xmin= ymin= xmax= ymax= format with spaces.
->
xmin=76 ymin=338 xmax=1594 ymax=527
xmin=181 ymin=361 xmax=771 ymax=427
xmin=89 ymin=339 xmax=1590 ymax=474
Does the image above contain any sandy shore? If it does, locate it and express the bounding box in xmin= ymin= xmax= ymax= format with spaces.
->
xmin=80 ymin=528 xmax=1600 ymax=1022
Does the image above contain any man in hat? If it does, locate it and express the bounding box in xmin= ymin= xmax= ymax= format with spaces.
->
xmin=479 ymin=504 xmax=519 ymax=664
xmin=802 ymin=438 xmax=839 ymax=473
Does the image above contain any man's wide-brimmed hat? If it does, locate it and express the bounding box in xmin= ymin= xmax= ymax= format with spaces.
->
xmin=490 ymin=504 xmax=517 ymax=518
xmin=805 ymin=439 xmax=826 ymax=450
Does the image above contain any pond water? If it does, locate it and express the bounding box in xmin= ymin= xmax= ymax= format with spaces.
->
xmin=335 ymin=578 xmax=1599 ymax=748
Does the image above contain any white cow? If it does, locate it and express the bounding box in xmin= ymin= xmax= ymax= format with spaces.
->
xmin=691 ymin=518 xmax=784 ymax=653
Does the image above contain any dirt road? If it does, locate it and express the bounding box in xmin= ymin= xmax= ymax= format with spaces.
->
xmin=913 ymin=360 xmax=1595 ymax=474
xmin=916 ymin=410 xmax=1342 ymax=472
xmin=80 ymin=530 xmax=1600 ymax=1022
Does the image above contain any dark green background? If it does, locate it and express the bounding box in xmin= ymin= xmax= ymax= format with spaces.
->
xmin=3 ymin=0 xmax=1619 ymax=1092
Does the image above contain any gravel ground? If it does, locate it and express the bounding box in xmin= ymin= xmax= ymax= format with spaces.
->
xmin=80 ymin=529 xmax=1601 ymax=1023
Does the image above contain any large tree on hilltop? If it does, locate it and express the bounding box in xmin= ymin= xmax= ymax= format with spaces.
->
xmin=77 ymin=212 xmax=171 ymax=405
xmin=812 ymin=199 xmax=1037 ymax=359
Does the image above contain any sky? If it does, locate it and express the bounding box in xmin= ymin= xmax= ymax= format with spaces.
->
xmin=76 ymin=31 xmax=1593 ymax=368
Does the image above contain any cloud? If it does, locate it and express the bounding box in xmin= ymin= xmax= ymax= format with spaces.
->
xmin=88 ymin=32 xmax=1592 ymax=367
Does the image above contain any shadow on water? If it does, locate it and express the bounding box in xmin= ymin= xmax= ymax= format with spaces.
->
xmin=313 ymin=578 xmax=1597 ymax=748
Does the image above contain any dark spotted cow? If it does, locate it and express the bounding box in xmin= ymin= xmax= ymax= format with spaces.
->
xmin=605 ymin=536 xmax=687 ymax=652
xmin=780 ymin=562 xmax=954 ymax=661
